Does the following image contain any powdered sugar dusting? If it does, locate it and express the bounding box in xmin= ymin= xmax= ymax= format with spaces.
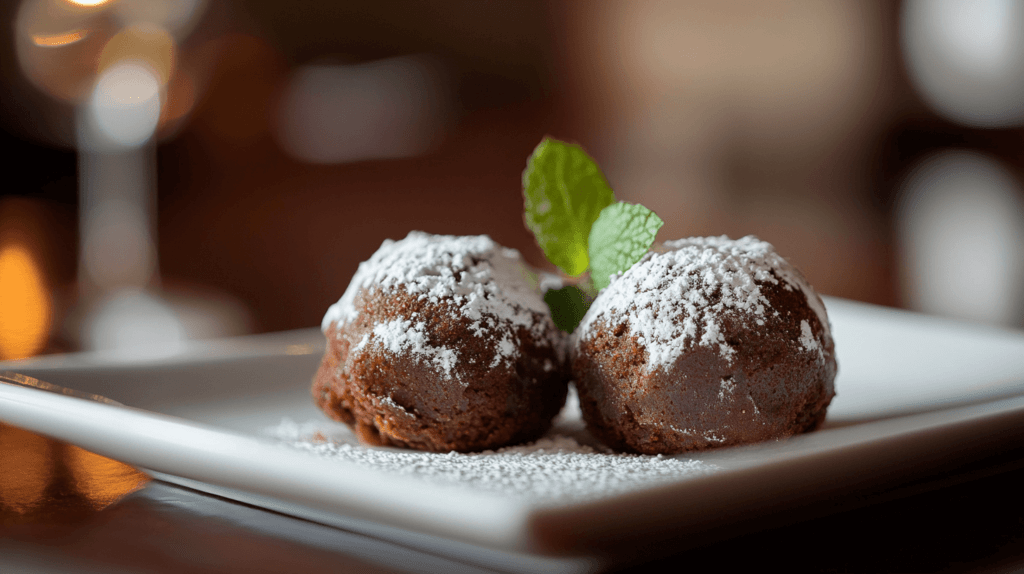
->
xmin=671 ymin=426 xmax=728 ymax=444
xmin=378 ymin=395 xmax=416 ymax=418
xmin=268 ymin=419 xmax=719 ymax=503
xmin=361 ymin=319 xmax=462 ymax=384
xmin=799 ymin=320 xmax=822 ymax=356
xmin=576 ymin=235 xmax=829 ymax=373
xmin=718 ymin=378 xmax=736 ymax=401
xmin=322 ymin=232 xmax=561 ymax=369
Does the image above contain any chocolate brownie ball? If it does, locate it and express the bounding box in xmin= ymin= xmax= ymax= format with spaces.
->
xmin=572 ymin=236 xmax=836 ymax=454
xmin=313 ymin=232 xmax=569 ymax=452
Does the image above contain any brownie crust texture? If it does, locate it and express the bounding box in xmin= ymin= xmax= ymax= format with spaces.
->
xmin=313 ymin=232 xmax=569 ymax=452
xmin=572 ymin=236 xmax=836 ymax=454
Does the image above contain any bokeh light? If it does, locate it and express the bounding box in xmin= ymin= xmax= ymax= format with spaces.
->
xmin=15 ymin=0 xmax=117 ymax=103
xmin=85 ymin=60 xmax=162 ymax=149
xmin=903 ymin=0 xmax=1024 ymax=127
xmin=0 ymin=242 xmax=52 ymax=360
xmin=896 ymin=150 xmax=1024 ymax=325
xmin=31 ymin=28 xmax=89 ymax=47
xmin=98 ymin=23 xmax=176 ymax=86
xmin=275 ymin=56 xmax=451 ymax=164
xmin=113 ymin=0 xmax=207 ymax=39
xmin=158 ymin=65 xmax=197 ymax=131
xmin=85 ymin=289 xmax=186 ymax=357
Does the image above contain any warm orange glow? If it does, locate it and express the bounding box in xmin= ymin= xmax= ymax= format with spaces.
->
xmin=98 ymin=23 xmax=177 ymax=86
xmin=0 ymin=243 xmax=51 ymax=360
xmin=15 ymin=0 xmax=115 ymax=103
xmin=159 ymin=66 xmax=197 ymax=129
xmin=0 ymin=424 xmax=53 ymax=514
xmin=31 ymin=28 xmax=89 ymax=47
xmin=66 ymin=0 xmax=112 ymax=6
xmin=66 ymin=445 xmax=149 ymax=510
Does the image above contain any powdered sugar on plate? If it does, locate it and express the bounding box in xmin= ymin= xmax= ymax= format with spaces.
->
xmin=576 ymin=235 xmax=830 ymax=373
xmin=322 ymin=232 xmax=562 ymax=369
xmin=266 ymin=388 xmax=719 ymax=504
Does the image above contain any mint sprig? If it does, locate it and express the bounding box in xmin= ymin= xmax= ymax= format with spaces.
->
xmin=588 ymin=202 xmax=664 ymax=291
xmin=522 ymin=138 xmax=615 ymax=277
xmin=522 ymin=137 xmax=662 ymax=332
xmin=543 ymin=285 xmax=589 ymax=334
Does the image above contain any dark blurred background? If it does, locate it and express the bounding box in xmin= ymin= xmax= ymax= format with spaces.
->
xmin=2 ymin=0 xmax=1024 ymax=360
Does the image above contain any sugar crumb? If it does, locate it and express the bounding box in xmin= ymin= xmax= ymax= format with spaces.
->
xmin=322 ymin=232 xmax=564 ymax=377
xmin=266 ymin=418 xmax=719 ymax=503
xmin=577 ymin=235 xmax=827 ymax=373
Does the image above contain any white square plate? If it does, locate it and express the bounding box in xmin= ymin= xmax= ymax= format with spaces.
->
xmin=4 ymin=297 xmax=1024 ymax=573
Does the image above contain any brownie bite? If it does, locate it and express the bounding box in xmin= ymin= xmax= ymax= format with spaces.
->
xmin=313 ymin=232 xmax=569 ymax=452
xmin=572 ymin=236 xmax=836 ymax=454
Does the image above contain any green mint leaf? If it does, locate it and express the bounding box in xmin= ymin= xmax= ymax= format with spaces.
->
xmin=588 ymin=202 xmax=664 ymax=291
xmin=543 ymin=285 xmax=590 ymax=333
xmin=523 ymin=138 xmax=615 ymax=276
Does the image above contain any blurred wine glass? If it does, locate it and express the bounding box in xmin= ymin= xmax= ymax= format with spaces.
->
xmin=13 ymin=0 xmax=249 ymax=357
